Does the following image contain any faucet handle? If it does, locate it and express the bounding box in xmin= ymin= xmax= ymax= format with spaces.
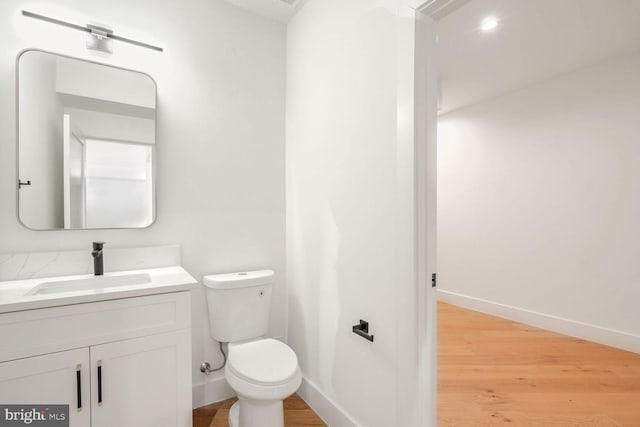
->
xmin=92 ymin=241 xmax=106 ymax=250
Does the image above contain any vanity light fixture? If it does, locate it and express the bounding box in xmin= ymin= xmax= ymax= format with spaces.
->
xmin=22 ymin=10 xmax=163 ymax=53
xmin=481 ymin=16 xmax=499 ymax=32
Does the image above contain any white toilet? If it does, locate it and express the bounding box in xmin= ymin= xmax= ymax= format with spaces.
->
xmin=203 ymin=270 xmax=301 ymax=427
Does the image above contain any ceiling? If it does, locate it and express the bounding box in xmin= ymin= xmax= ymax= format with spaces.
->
xmin=437 ymin=0 xmax=640 ymax=113
xmin=222 ymin=0 xmax=307 ymax=23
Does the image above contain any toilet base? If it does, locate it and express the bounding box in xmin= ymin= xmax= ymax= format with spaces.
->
xmin=228 ymin=397 xmax=284 ymax=427
xmin=229 ymin=401 xmax=239 ymax=427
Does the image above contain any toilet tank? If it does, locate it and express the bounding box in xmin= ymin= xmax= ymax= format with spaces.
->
xmin=203 ymin=270 xmax=274 ymax=343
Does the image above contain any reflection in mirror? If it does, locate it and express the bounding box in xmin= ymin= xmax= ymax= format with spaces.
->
xmin=17 ymin=50 xmax=156 ymax=230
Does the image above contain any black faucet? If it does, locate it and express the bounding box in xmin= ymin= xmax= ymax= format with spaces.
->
xmin=92 ymin=241 xmax=106 ymax=276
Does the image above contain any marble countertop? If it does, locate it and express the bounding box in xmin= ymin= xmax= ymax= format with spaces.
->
xmin=0 ymin=265 xmax=197 ymax=314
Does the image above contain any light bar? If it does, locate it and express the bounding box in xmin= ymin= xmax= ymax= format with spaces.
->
xmin=22 ymin=10 xmax=163 ymax=53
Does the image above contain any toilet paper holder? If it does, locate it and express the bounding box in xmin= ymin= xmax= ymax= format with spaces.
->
xmin=352 ymin=319 xmax=374 ymax=342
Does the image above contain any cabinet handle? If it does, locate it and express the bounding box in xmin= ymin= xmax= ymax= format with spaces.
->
xmin=97 ymin=360 xmax=103 ymax=405
xmin=76 ymin=364 xmax=82 ymax=411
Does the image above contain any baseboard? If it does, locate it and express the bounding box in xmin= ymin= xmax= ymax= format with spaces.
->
xmin=297 ymin=376 xmax=360 ymax=427
xmin=192 ymin=375 xmax=236 ymax=409
xmin=437 ymin=290 xmax=640 ymax=354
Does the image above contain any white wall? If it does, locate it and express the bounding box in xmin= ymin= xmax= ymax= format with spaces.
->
xmin=56 ymin=55 xmax=156 ymax=108
xmin=287 ymin=1 xmax=419 ymax=425
xmin=18 ymin=50 xmax=64 ymax=229
xmin=0 ymin=0 xmax=286 ymax=404
xmin=65 ymin=108 xmax=155 ymax=144
xmin=438 ymin=50 xmax=640 ymax=352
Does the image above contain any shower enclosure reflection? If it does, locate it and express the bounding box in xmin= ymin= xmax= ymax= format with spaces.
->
xmin=17 ymin=49 xmax=156 ymax=230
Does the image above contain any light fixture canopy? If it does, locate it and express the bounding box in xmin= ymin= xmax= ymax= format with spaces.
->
xmin=86 ymin=25 xmax=114 ymax=54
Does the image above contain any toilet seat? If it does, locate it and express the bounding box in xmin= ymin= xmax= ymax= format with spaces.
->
xmin=228 ymin=339 xmax=299 ymax=386
xmin=226 ymin=339 xmax=302 ymax=401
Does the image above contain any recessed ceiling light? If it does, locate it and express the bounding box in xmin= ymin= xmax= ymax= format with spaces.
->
xmin=481 ymin=17 xmax=498 ymax=32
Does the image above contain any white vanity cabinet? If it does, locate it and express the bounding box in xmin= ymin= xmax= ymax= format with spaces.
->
xmin=90 ymin=330 xmax=191 ymax=427
xmin=0 ymin=348 xmax=91 ymax=426
xmin=0 ymin=291 xmax=192 ymax=427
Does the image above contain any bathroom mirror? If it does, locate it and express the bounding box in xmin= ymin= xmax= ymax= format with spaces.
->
xmin=17 ymin=49 xmax=157 ymax=230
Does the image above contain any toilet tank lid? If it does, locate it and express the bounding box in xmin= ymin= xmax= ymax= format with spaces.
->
xmin=203 ymin=270 xmax=274 ymax=289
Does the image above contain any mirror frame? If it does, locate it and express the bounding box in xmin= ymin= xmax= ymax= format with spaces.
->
xmin=15 ymin=48 xmax=158 ymax=231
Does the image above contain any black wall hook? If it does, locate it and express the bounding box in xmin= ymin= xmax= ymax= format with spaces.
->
xmin=352 ymin=319 xmax=374 ymax=342
xmin=18 ymin=179 xmax=31 ymax=189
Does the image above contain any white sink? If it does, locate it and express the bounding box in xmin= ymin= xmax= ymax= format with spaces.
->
xmin=0 ymin=266 xmax=196 ymax=314
xmin=24 ymin=273 xmax=152 ymax=296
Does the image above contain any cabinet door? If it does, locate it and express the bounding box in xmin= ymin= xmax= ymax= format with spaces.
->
xmin=90 ymin=330 xmax=192 ymax=427
xmin=0 ymin=348 xmax=91 ymax=426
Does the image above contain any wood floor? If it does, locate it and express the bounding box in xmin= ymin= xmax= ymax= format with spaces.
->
xmin=439 ymin=302 xmax=640 ymax=426
xmin=193 ymin=394 xmax=326 ymax=427
xmin=193 ymin=302 xmax=640 ymax=426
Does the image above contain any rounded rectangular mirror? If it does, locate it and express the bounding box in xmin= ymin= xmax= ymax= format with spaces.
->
xmin=17 ymin=49 xmax=157 ymax=230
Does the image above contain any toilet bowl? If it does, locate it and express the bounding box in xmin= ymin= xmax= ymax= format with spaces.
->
xmin=225 ymin=338 xmax=302 ymax=427
xmin=203 ymin=270 xmax=301 ymax=427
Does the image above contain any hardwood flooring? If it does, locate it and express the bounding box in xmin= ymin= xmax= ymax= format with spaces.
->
xmin=192 ymin=394 xmax=326 ymax=427
xmin=193 ymin=303 xmax=640 ymax=426
xmin=438 ymin=302 xmax=640 ymax=426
